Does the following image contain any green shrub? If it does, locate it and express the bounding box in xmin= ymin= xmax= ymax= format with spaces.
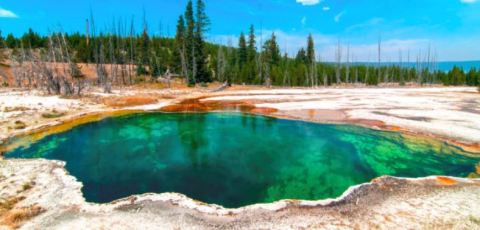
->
xmin=22 ymin=182 xmax=32 ymax=191
xmin=13 ymin=121 xmax=26 ymax=129
xmin=41 ymin=110 xmax=65 ymax=118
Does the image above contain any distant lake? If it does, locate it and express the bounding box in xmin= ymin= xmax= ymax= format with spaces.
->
xmin=346 ymin=61 xmax=480 ymax=72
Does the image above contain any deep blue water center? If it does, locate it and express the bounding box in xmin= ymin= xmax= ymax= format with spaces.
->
xmin=5 ymin=113 xmax=479 ymax=208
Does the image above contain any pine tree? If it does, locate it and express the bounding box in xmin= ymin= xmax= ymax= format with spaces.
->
xmin=0 ymin=31 xmax=4 ymax=63
xmin=306 ymin=34 xmax=315 ymax=65
xmin=0 ymin=31 xmax=4 ymax=48
xmin=184 ymin=0 xmax=195 ymax=85
xmin=448 ymin=66 xmax=465 ymax=85
xmin=247 ymin=25 xmax=256 ymax=62
xmin=22 ymin=28 xmax=43 ymax=48
xmin=466 ymin=68 xmax=476 ymax=86
xmin=194 ymin=0 xmax=211 ymax=83
xmin=306 ymin=34 xmax=316 ymax=87
xmin=173 ymin=16 xmax=186 ymax=74
xmin=296 ymin=48 xmax=307 ymax=63
xmin=261 ymin=33 xmax=281 ymax=86
xmin=136 ymin=20 xmax=150 ymax=76
xmin=263 ymin=33 xmax=280 ymax=66
xmin=6 ymin=33 xmax=16 ymax=48
xmin=246 ymin=25 xmax=257 ymax=83
xmin=238 ymin=32 xmax=247 ymax=67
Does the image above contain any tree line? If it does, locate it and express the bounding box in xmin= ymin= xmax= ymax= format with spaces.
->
xmin=0 ymin=0 xmax=479 ymax=95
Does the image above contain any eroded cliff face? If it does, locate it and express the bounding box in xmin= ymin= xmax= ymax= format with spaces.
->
xmin=1 ymin=158 xmax=479 ymax=229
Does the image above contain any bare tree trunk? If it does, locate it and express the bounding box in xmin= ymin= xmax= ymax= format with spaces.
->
xmin=180 ymin=44 xmax=189 ymax=83
xmin=310 ymin=61 xmax=317 ymax=88
xmin=416 ymin=51 xmax=421 ymax=85
xmin=282 ymin=65 xmax=289 ymax=86
xmin=48 ymin=36 xmax=61 ymax=94
xmin=323 ymin=71 xmax=327 ymax=87
xmin=129 ymin=17 xmax=135 ymax=85
xmin=346 ymin=44 xmax=350 ymax=84
xmin=60 ymin=33 xmax=75 ymax=95
xmin=108 ymin=34 xmax=117 ymax=85
xmin=264 ymin=63 xmax=271 ymax=87
xmin=216 ymin=46 xmax=226 ymax=83
xmin=377 ymin=35 xmax=382 ymax=85
xmin=335 ymin=38 xmax=342 ymax=85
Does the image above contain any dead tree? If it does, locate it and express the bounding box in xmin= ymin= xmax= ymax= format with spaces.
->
xmin=377 ymin=35 xmax=382 ymax=84
xmin=264 ymin=63 xmax=271 ymax=87
xmin=282 ymin=64 xmax=289 ymax=87
xmin=129 ymin=17 xmax=136 ymax=84
xmin=346 ymin=44 xmax=350 ymax=84
xmin=335 ymin=38 xmax=342 ymax=84
xmin=309 ymin=55 xmax=317 ymax=88
xmin=108 ymin=33 xmax=118 ymax=85
xmin=47 ymin=36 xmax=61 ymax=94
xmin=96 ymin=45 xmax=111 ymax=93
xmin=216 ymin=46 xmax=226 ymax=82
xmin=180 ymin=43 xmax=189 ymax=82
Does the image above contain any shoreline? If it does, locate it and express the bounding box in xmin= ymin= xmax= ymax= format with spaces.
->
xmin=1 ymin=86 xmax=480 ymax=228
xmin=1 ymin=87 xmax=479 ymax=154
xmin=1 ymin=102 xmax=479 ymax=156
xmin=1 ymin=158 xmax=479 ymax=229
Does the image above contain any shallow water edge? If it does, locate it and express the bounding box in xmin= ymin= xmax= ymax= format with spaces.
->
xmin=2 ymin=158 xmax=480 ymax=229
xmin=1 ymin=107 xmax=479 ymax=157
xmin=1 ymin=95 xmax=480 ymax=228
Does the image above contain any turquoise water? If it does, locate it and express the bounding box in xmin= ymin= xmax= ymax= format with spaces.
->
xmin=5 ymin=113 xmax=479 ymax=208
xmin=354 ymin=61 xmax=480 ymax=72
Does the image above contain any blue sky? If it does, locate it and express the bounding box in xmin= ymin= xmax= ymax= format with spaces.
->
xmin=1 ymin=0 xmax=480 ymax=61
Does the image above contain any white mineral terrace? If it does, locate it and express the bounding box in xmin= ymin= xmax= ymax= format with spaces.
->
xmin=1 ymin=86 xmax=480 ymax=229
xmin=203 ymin=87 xmax=480 ymax=144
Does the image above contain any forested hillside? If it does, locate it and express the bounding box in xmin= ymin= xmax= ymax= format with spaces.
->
xmin=0 ymin=0 xmax=478 ymax=95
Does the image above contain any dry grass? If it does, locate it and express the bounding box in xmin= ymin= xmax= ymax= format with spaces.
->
xmin=1 ymin=206 xmax=44 ymax=229
xmin=0 ymin=197 xmax=24 ymax=214
xmin=0 ymin=196 xmax=44 ymax=229
xmin=3 ymin=107 xmax=29 ymax=113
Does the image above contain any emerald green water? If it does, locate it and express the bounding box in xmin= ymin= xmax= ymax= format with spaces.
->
xmin=5 ymin=113 xmax=479 ymax=208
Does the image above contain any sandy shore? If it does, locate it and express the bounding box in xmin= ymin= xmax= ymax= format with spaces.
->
xmin=1 ymin=86 xmax=480 ymax=229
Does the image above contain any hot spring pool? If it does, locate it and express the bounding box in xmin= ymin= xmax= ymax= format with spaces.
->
xmin=5 ymin=113 xmax=479 ymax=208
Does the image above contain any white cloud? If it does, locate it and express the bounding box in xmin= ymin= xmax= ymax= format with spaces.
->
xmin=301 ymin=16 xmax=307 ymax=26
xmin=460 ymin=0 xmax=477 ymax=4
xmin=296 ymin=0 xmax=321 ymax=6
xmin=0 ymin=7 xmax=18 ymax=18
xmin=334 ymin=11 xmax=346 ymax=23
xmin=322 ymin=6 xmax=330 ymax=11
xmin=345 ymin=17 xmax=384 ymax=32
